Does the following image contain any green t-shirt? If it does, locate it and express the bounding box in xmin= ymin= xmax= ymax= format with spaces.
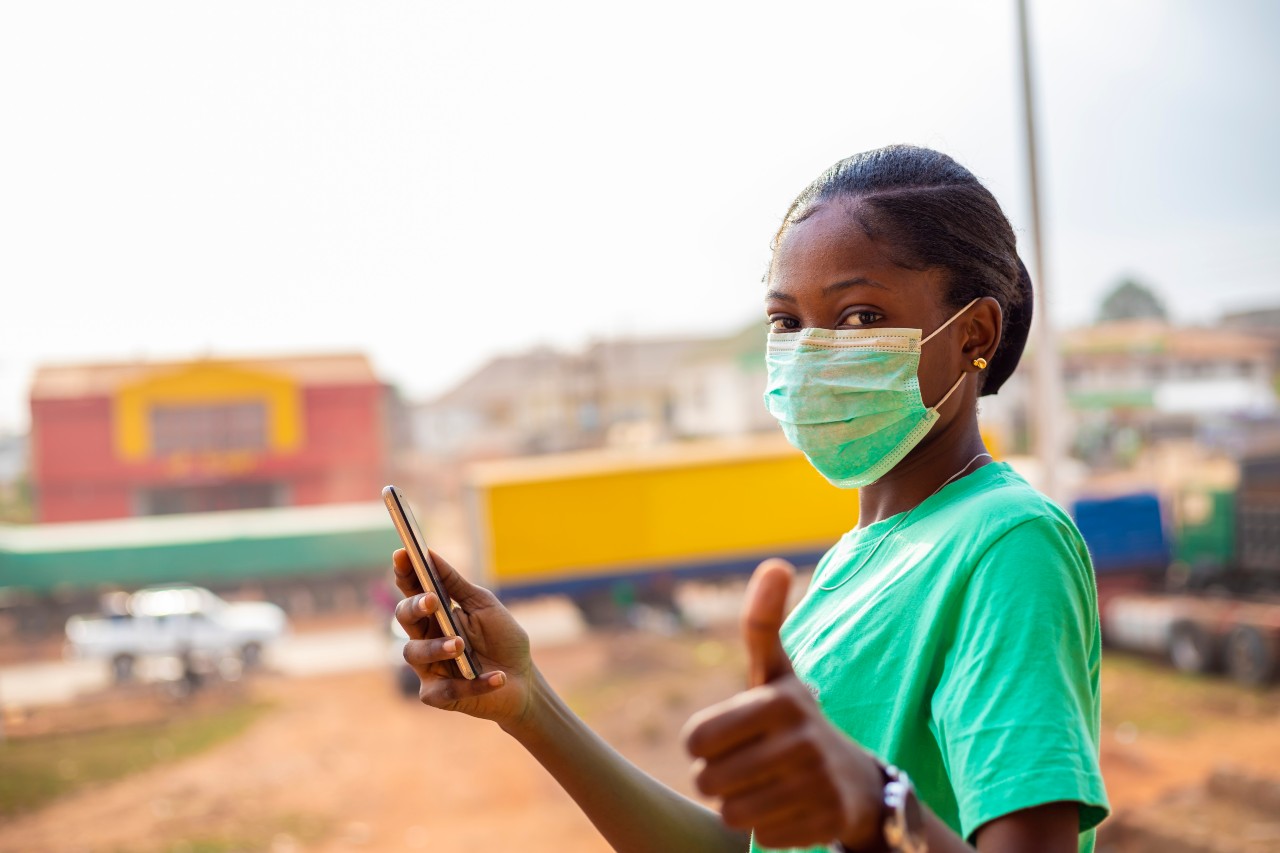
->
xmin=753 ymin=462 xmax=1109 ymax=853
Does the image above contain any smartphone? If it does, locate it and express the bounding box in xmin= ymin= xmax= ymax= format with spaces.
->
xmin=382 ymin=485 xmax=480 ymax=680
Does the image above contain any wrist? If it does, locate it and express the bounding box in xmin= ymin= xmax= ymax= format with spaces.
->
xmin=498 ymin=666 xmax=554 ymax=743
xmin=834 ymin=762 xmax=891 ymax=853
xmin=876 ymin=765 xmax=928 ymax=853
xmin=834 ymin=778 xmax=885 ymax=850
xmin=833 ymin=835 xmax=890 ymax=853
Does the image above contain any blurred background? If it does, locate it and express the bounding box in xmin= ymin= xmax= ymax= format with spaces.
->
xmin=2 ymin=1 xmax=1279 ymax=851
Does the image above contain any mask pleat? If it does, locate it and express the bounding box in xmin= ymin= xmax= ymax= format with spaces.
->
xmin=764 ymin=332 xmax=932 ymax=487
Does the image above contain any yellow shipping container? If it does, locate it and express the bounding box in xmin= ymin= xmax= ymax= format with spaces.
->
xmin=466 ymin=435 xmax=858 ymax=600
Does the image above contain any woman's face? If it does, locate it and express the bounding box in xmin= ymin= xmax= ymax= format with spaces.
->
xmin=765 ymin=198 xmax=972 ymax=414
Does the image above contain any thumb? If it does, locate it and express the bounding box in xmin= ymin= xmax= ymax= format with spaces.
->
xmin=743 ymin=558 xmax=796 ymax=687
xmin=426 ymin=548 xmax=490 ymax=608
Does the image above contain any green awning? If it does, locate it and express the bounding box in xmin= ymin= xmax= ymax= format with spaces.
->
xmin=1067 ymin=388 xmax=1156 ymax=410
xmin=0 ymin=503 xmax=399 ymax=593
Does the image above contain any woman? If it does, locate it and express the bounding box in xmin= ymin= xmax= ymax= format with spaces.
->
xmin=394 ymin=145 xmax=1109 ymax=852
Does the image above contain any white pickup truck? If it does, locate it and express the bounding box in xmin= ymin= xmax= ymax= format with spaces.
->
xmin=66 ymin=586 xmax=289 ymax=682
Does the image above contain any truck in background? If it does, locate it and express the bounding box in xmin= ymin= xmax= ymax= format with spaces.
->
xmin=464 ymin=435 xmax=857 ymax=624
xmin=1087 ymin=453 xmax=1280 ymax=686
xmin=1 ymin=502 xmax=400 ymax=641
xmin=466 ymin=439 xmax=1280 ymax=684
xmin=66 ymin=585 xmax=289 ymax=682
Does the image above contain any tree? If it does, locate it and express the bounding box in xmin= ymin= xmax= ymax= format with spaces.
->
xmin=1097 ymin=277 xmax=1168 ymax=323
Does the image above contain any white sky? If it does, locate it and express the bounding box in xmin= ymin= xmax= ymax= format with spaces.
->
xmin=3 ymin=1 xmax=1278 ymax=433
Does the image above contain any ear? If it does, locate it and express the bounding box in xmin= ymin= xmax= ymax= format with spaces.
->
xmin=962 ymin=296 xmax=1003 ymax=373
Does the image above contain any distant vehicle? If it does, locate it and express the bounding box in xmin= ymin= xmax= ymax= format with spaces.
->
xmin=65 ymin=585 xmax=288 ymax=682
xmin=1102 ymin=591 xmax=1280 ymax=685
xmin=1088 ymin=454 xmax=1280 ymax=686
xmin=388 ymin=616 xmax=419 ymax=698
xmin=465 ymin=436 xmax=859 ymax=624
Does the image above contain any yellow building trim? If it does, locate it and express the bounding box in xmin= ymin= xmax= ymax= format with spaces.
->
xmin=113 ymin=361 xmax=303 ymax=460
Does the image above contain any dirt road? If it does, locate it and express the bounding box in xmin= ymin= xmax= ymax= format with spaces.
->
xmin=1 ymin=630 xmax=741 ymax=853
xmin=3 ymin=629 xmax=1279 ymax=853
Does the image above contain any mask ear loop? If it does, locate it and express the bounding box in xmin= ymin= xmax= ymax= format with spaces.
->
xmin=920 ymin=297 xmax=980 ymax=346
xmin=921 ymin=297 xmax=980 ymax=412
xmin=930 ymin=371 xmax=968 ymax=412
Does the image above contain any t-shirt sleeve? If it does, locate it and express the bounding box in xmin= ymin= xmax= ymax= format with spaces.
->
xmin=930 ymin=514 xmax=1110 ymax=842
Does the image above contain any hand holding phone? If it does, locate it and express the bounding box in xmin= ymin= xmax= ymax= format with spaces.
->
xmin=383 ymin=485 xmax=481 ymax=679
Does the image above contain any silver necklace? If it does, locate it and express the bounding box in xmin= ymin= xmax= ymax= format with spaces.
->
xmin=817 ymin=452 xmax=993 ymax=592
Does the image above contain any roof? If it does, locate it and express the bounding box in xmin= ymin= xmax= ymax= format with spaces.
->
xmin=1222 ymin=305 xmax=1280 ymax=336
xmin=0 ymin=501 xmax=390 ymax=554
xmin=31 ymin=353 xmax=380 ymax=400
xmin=1062 ymin=320 xmax=1276 ymax=361
xmin=0 ymin=502 xmax=400 ymax=592
xmin=683 ymin=320 xmax=768 ymax=368
xmin=430 ymin=336 xmax=714 ymax=408
xmin=467 ymin=433 xmax=797 ymax=486
xmin=432 ymin=348 xmax=582 ymax=407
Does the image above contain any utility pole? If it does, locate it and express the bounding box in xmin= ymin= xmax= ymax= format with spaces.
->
xmin=1016 ymin=0 xmax=1066 ymax=501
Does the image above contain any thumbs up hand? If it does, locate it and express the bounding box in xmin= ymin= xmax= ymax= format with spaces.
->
xmin=743 ymin=558 xmax=796 ymax=689
xmin=681 ymin=559 xmax=887 ymax=851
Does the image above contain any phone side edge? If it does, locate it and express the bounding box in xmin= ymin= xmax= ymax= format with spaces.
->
xmin=383 ymin=486 xmax=478 ymax=680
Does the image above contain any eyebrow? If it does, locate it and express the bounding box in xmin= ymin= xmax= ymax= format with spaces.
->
xmin=823 ymin=276 xmax=887 ymax=295
xmin=765 ymin=277 xmax=887 ymax=304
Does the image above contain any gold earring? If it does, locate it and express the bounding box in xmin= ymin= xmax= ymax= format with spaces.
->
xmin=972 ymin=357 xmax=988 ymax=369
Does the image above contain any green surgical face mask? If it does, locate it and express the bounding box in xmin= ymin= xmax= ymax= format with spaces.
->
xmin=763 ymin=299 xmax=978 ymax=488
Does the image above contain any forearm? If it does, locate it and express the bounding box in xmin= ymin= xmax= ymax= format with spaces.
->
xmin=838 ymin=795 xmax=970 ymax=853
xmin=506 ymin=668 xmax=749 ymax=853
xmin=918 ymin=808 xmax=975 ymax=853
xmin=843 ymin=798 xmax=1079 ymax=853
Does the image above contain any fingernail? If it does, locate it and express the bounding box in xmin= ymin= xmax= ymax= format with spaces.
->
xmin=417 ymin=596 xmax=430 ymax=613
xmin=445 ymin=638 xmax=461 ymax=653
xmin=488 ymin=672 xmax=506 ymax=687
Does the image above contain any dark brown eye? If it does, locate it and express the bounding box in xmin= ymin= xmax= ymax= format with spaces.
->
xmin=768 ymin=317 xmax=800 ymax=332
xmin=845 ymin=311 xmax=883 ymax=326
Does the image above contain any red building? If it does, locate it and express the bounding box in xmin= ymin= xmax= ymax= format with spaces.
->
xmin=30 ymin=354 xmax=389 ymax=522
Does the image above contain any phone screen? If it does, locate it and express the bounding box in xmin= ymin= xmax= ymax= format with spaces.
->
xmin=383 ymin=485 xmax=480 ymax=679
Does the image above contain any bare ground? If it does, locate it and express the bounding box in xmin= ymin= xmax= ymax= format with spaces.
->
xmin=3 ymin=630 xmax=1279 ymax=853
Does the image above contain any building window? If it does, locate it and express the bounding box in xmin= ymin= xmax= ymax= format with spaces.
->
xmin=150 ymin=402 xmax=268 ymax=454
xmin=143 ymin=482 xmax=283 ymax=515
